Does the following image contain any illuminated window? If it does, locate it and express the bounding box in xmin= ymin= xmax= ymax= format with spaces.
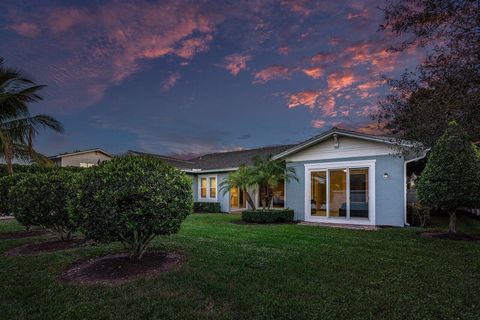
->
xmin=209 ymin=177 xmax=216 ymax=198
xmin=199 ymin=175 xmax=217 ymax=199
xmin=200 ymin=178 xmax=207 ymax=198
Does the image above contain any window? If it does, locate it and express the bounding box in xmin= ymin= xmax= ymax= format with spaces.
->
xmin=209 ymin=177 xmax=216 ymax=198
xmin=200 ymin=178 xmax=207 ymax=198
xmin=79 ymin=162 xmax=95 ymax=168
xmin=199 ymin=175 xmax=217 ymax=199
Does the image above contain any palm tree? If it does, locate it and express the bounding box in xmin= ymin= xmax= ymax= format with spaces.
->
xmin=219 ymin=165 xmax=257 ymax=210
xmin=0 ymin=58 xmax=64 ymax=174
xmin=252 ymin=157 xmax=297 ymax=209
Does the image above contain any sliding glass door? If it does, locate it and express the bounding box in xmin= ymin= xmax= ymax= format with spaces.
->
xmin=309 ymin=167 xmax=370 ymax=220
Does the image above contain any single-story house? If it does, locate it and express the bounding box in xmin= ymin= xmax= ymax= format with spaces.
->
xmin=132 ymin=128 xmax=425 ymax=227
xmin=50 ymin=148 xmax=113 ymax=167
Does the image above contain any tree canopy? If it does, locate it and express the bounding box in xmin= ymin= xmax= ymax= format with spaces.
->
xmin=377 ymin=0 xmax=480 ymax=149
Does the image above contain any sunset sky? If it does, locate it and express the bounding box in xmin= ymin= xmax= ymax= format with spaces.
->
xmin=0 ymin=0 xmax=423 ymax=157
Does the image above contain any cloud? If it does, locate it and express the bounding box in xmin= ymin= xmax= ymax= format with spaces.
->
xmin=346 ymin=9 xmax=371 ymax=21
xmin=253 ymin=65 xmax=292 ymax=83
xmin=3 ymin=1 xmax=219 ymax=109
xmin=311 ymin=119 xmax=326 ymax=128
xmin=7 ymin=22 xmax=40 ymax=37
xmin=161 ymin=72 xmax=181 ymax=92
xmin=222 ymin=54 xmax=251 ymax=76
xmin=288 ymin=90 xmax=320 ymax=109
xmin=327 ymin=72 xmax=357 ymax=91
xmin=302 ymin=66 xmax=324 ymax=79
xmin=311 ymin=52 xmax=337 ymax=65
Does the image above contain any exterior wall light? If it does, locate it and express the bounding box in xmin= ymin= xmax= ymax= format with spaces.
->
xmin=383 ymin=173 xmax=389 ymax=180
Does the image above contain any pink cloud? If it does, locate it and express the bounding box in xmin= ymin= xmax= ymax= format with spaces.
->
xmin=161 ymin=72 xmax=181 ymax=92
xmin=311 ymin=52 xmax=337 ymax=65
xmin=176 ymin=35 xmax=213 ymax=59
xmin=311 ymin=120 xmax=326 ymax=128
xmin=288 ymin=90 xmax=320 ymax=108
xmin=302 ymin=66 xmax=324 ymax=79
xmin=253 ymin=65 xmax=292 ymax=84
xmin=327 ymin=72 xmax=357 ymax=91
xmin=346 ymin=9 xmax=371 ymax=20
xmin=222 ymin=54 xmax=251 ymax=76
xmin=8 ymin=22 xmax=40 ymax=37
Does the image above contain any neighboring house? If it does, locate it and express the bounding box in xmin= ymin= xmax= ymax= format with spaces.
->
xmin=49 ymin=148 xmax=113 ymax=167
xmin=133 ymin=127 xmax=425 ymax=227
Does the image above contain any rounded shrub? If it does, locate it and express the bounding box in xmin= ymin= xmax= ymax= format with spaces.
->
xmin=0 ymin=174 xmax=27 ymax=217
xmin=241 ymin=209 xmax=294 ymax=223
xmin=76 ymin=156 xmax=193 ymax=260
xmin=9 ymin=170 xmax=80 ymax=238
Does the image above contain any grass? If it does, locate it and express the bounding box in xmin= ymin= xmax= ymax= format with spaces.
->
xmin=1 ymin=214 xmax=480 ymax=320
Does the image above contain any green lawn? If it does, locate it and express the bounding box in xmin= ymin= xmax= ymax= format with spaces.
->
xmin=1 ymin=214 xmax=480 ymax=320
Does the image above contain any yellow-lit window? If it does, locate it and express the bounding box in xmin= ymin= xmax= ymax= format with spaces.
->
xmin=200 ymin=178 xmax=207 ymax=198
xmin=209 ymin=177 xmax=217 ymax=198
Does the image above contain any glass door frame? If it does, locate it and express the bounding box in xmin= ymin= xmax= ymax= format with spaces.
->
xmin=304 ymin=160 xmax=376 ymax=225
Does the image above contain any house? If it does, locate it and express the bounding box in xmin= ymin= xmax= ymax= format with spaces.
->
xmin=134 ymin=127 xmax=425 ymax=227
xmin=49 ymin=148 xmax=113 ymax=167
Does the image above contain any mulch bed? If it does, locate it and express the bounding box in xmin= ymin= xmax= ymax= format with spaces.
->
xmin=58 ymin=251 xmax=185 ymax=286
xmin=419 ymin=231 xmax=480 ymax=242
xmin=0 ymin=229 xmax=47 ymax=240
xmin=5 ymin=238 xmax=87 ymax=256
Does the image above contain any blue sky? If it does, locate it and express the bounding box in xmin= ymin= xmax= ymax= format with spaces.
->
xmin=0 ymin=0 xmax=423 ymax=157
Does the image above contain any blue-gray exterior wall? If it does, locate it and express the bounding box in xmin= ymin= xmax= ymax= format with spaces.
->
xmin=191 ymin=173 xmax=231 ymax=212
xmin=285 ymin=155 xmax=405 ymax=227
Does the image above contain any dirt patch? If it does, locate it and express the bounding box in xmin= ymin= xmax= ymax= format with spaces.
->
xmin=0 ymin=229 xmax=47 ymax=240
xmin=58 ymin=251 xmax=184 ymax=286
xmin=5 ymin=238 xmax=86 ymax=256
xmin=419 ymin=232 xmax=480 ymax=242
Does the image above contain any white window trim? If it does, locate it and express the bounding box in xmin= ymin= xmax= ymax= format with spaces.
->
xmin=304 ymin=160 xmax=376 ymax=225
xmin=198 ymin=174 xmax=218 ymax=201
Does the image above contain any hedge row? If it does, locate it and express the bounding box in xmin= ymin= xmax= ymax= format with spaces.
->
xmin=1 ymin=156 xmax=194 ymax=259
xmin=194 ymin=202 xmax=222 ymax=213
xmin=241 ymin=209 xmax=294 ymax=223
xmin=0 ymin=164 xmax=81 ymax=178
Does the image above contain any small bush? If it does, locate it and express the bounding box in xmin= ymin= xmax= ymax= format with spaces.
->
xmin=242 ymin=209 xmax=294 ymax=223
xmin=408 ymin=204 xmax=431 ymax=227
xmin=76 ymin=156 xmax=193 ymax=260
xmin=8 ymin=170 xmax=79 ymax=238
xmin=194 ymin=202 xmax=222 ymax=213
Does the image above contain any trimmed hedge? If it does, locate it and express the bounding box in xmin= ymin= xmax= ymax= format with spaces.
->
xmin=194 ymin=202 xmax=222 ymax=213
xmin=0 ymin=164 xmax=82 ymax=178
xmin=242 ymin=209 xmax=294 ymax=223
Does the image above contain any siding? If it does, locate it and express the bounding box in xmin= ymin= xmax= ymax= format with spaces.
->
xmin=192 ymin=173 xmax=230 ymax=212
xmin=60 ymin=151 xmax=112 ymax=167
xmin=285 ymin=155 xmax=405 ymax=227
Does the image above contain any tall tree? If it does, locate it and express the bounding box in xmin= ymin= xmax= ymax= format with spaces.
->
xmin=377 ymin=0 xmax=480 ymax=149
xmin=0 ymin=58 xmax=64 ymax=174
xmin=417 ymin=122 xmax=480 ymax=234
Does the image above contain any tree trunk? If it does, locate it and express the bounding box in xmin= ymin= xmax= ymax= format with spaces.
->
xmin=448 ymin=209 xmax=457 ymax=234
xmin=4 ymin=143 xmax=14 ymax=175
xmin=244 ymin=190 xmax=256 ymax=210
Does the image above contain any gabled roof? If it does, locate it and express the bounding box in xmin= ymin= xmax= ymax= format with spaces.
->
xmin=49 ymin=148 xmax=113 ymax=159
xmin=188 ymin=144 xmax=295 ymax=171
xmin=272 ymin=127 xmax=403 ymax=160
xmin=126 ymin=145 xmax=295 ymax=172
xmin=125 ymin=150 xmax=195 ymax=169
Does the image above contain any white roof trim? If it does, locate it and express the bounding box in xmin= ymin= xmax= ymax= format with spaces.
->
xmin=272 ymin=129 xmax=407 ymax=160
xmin=183 ymin=167 xmax=238 ymax=174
